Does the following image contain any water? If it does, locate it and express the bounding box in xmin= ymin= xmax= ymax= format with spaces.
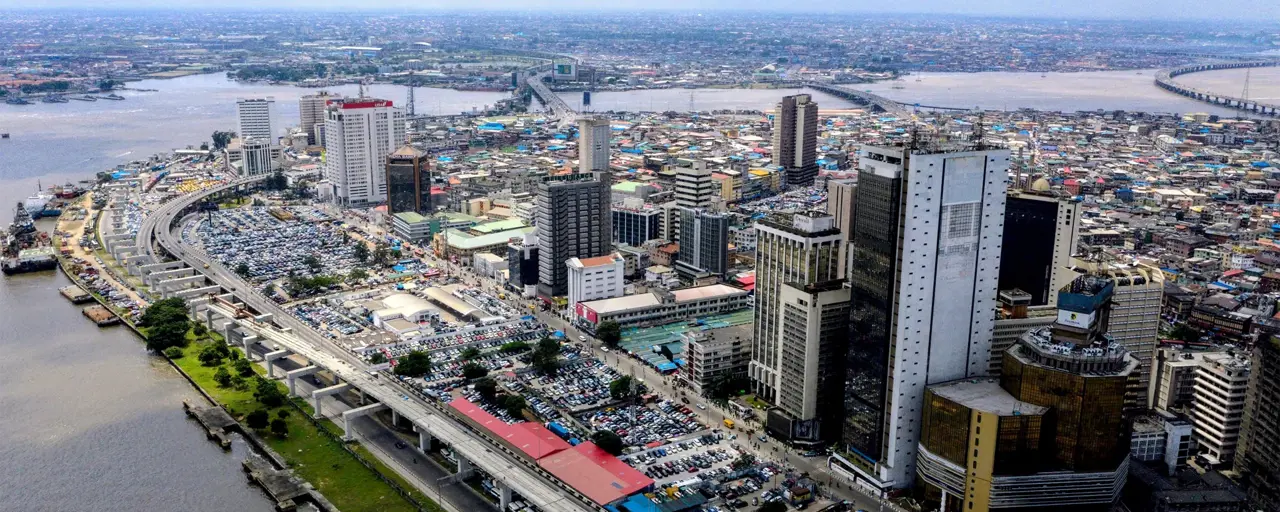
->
xmin=0 ymin=269 xmax=275 ymax=511
xmin=561 ymin=69 xmax=1260 ymax=118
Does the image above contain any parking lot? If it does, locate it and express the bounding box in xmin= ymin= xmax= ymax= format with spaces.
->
xmin=518 ymin=357 xmax=622 ymax=411
xmin=191 ymin=206 xmax=364 ymax=284
xmin=289 ymin=302 xmax=364 ymax=337
xmin=622 ymin=432 xmax=737 ymax=485
xmin=576 ymin=400 xmax=705 ymax=449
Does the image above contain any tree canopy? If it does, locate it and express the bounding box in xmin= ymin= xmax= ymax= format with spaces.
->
xmin=610 ymin=375 xmax=641 ymax=401
xmin=531 ymin=336 xmax=561 ymax=375
xmin=394 ymin=350 xmax=432 ymax=378
xmin=596 ymin=321 xmax=622 ymax=347
xmin=141 ymin=298 xmax=191 ymax=352
xmin=591 ymin=430 xmax=624 ymax=456
xmin=462 ymin=362 xmax=489 ymax=380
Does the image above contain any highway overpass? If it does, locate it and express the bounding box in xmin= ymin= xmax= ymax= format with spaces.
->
xmin=126 ymin=181 xmax=600 ymax=512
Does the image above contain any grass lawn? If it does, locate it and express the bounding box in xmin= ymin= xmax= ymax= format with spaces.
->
xmin=170 ymin=335 xmax=440 ymax=512
xmin=742 ymin=394 xmax=770 ymax=410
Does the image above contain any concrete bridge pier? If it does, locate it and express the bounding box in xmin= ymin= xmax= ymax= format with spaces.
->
xmin=498 ymin=481 xmax=513 ymax=510
xmin=174 ymin=285 xmax=222 ymax=300
xmin=311 ymin=382 xmax=350 ymax=419
xmin=456 ymin=454 xmax=474 ymax=479
xmin=240 ymin=335 xmax=260 ymax=359
xmin=340 ymin=402 xmax=387 ymax=441
xmin=413 ymin=423 xmax=434 ymax=452
xmin=391 ymin=409 xmax=401 ymax=427
xmin=286 ymin=365 xmax=320 ymax=396
xmin=264 ymin=350 xmax=290 ymax=378
xmin=158 ymin=275 xmax=206 ymax=298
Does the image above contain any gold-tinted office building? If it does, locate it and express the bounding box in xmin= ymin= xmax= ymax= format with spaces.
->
xmin=916 ymin=275 xmax=1138 ymax=512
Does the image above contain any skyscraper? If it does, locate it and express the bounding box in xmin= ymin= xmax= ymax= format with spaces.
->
xmin=674 ymin=161 xmax=715 ymax=211
xmin=836 ymin=144 xmax=1010 ymax=491
xmin=323 ymin=98 xmax=406 ymax=206
xmin=916 ymin=274 xmax=1138 ymax=512
xmin=998 ymin=190 xmax=1080 ymax=306
xmin=299 ymin=91 xmax=335 ymax=146
xmin=239 ymin=137 xmax=276 ymax=177
xmin=749 ymin=211 xmax=843 ymax=402
xmin=578 ymin=116 xmax=611 ymax=173
xmin=827 ymin=178 xmax=857 ymax=276
xmin=536 ymin=172 xmax=612 ymax=300
xmin=1235 ymin=334 xmax=1280 ymax=511
xmin=1068 ymin=259 xmax=1164 ymax=411
xmin=236 ymin=97 xmax=276 ymax=141
xmin=771 ymin=280 xmax=850 ymax=442
xmin=675 ymin=208 xmax=729 ymax=278
xmin=385 ymin=145 xmax=430 ymax=214
xmin=771 ymin=94 xmax=819 ymax=187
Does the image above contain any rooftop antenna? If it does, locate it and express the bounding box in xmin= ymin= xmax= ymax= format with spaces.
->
xmin=972 ymin=111 xmax=989 ymax=151
xmin=358 ymin=79 xmax=367 ymax=99
xmin=406 ymin=71 xmax=416 ymax=117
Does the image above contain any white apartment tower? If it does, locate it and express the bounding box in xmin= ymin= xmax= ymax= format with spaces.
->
xmin=566 ymin=252 xmax=625 ymax=311
xmin=578 ymin=116 xmax=611 ymax=173
xmin=835 ymin=144 xmax=1009 ymax=491
xmin=323 ymin=98 xmax=406 ymax=206
xmin=236 ymin=97 xmax=276 ymax=141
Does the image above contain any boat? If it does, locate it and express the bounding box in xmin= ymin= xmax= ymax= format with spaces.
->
xmin=100 ymin=93 xmax=125 ymax=101
xmin=5 ymin=97 xmax=32 ymax=105
xmin=51 ymin=182 xmax=86 ymax=199
xmin=1 ymin=133 xmax=8 ymax=139
xmin=2 ymin=203 xmax=56 ymax=276
xmin=41 ymin=95 xmax=69 ymax=103
xmin=70 ymin=95 xmax=97 ymax=102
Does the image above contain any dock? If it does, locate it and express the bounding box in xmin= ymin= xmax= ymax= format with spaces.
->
xmin=60 ymin=284 xmax=94 ymax=304
xmin=182 ymin=400 xmax=236 ymax=449
xmin=82 ymin=304 xmax=120 ymax=326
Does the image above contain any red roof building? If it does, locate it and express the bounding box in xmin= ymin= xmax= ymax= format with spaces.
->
xmin=536 ymin=442 xmax=655 ymax=506
xmin=448 ymin=398 xmax=570 ymax=462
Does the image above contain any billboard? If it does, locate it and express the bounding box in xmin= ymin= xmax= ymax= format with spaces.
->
xmin=553 ymin=62 xmax=577 ymax=80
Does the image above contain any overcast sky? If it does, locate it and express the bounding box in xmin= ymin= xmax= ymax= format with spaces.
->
xmin=10 ymin=0 xmax=1280 ymax=21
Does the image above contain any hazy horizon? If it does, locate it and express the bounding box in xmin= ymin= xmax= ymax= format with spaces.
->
xmin=7 ymin=0 xmax=1280 ymax=22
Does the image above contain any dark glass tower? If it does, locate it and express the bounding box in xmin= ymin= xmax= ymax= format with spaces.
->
xmin=385 ymin=145 xmax=430 ymax=214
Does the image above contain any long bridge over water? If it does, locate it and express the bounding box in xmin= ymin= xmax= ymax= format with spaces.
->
xmin=1155 ymin=61 xmax=1280 ymax=116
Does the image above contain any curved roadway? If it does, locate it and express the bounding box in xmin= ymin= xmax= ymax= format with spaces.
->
xmin=141 ymin=182 xmax=599 ymax=512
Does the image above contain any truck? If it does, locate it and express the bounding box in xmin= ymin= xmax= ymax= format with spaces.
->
xmin=546 ymin=421 xmax=572 ymax=439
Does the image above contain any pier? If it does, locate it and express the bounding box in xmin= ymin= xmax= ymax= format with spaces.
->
xmin=60 ymin=284 xmax=93 ymax=304
xmin=1154 ymin=61 xmax=1280 ymax=116
xmin=82 ymin=304 xmax=120 ymax=326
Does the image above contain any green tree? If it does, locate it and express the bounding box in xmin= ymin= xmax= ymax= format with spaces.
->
xmin=193 ymin=322 xmax=208 ymax=339
xmin=474 ymin=377 xmax=498 ymax=401
xmin=369 ymin=352 xmax=387 ymax=364
xmin=235 ymin=262 xmax=251 ymax=277
xmin=591 ymin=430 xmax=624 ymax=456
xmin=610 ymin=375 xmax=641 ymax=401
xmin=233 ymin=358 xmax=254 ymax=377
xmin=302 ymin=254 xmax=321 ymax=273
xmin=531 ymin=336 xmax=561 ymax=375
xmin=253 ymin=377 xmax=286 ymax=407
xmin=1171 ymin=323 xmax=1200 ymax=343
xmin=162 ymin=346 xmax=184 ymax=359
xmin=460 ymin=346 xmax=482 ymax=361
xmin=270 ymin=418 xmax=289 ymax=437
xmin=211 ymin=131 xmax=236 ymax=151
xmin=141 ymin=297 xmax=189 ymax=328
xmin=98 ymin=79 xmax=118 ymax=91
xmin=347 ymin=268 xmax=369 ymax=282
xmin=500 ymin=340 xmax=530 ymax=352
xmin=596 ymin=321 xmax=621 ymax=348
xmin=246 ymin=409 xmax=270 ymax=430
xmin=462 ymin=362 xmax=489 ymax=380
xmin=730 ymin=453 xmax=757 ymax=470
xmin=353 ymin=242 xmax=370 ymax=263
xmin=394 ymin=350 xmax=432 ymax=378
xmin=499 ymin=394 xmax=527 ymax=419
xmin=214 ymin=366 xmax=233 ymax=387
xmin=146 ymin=321 xmax=190 ymax=352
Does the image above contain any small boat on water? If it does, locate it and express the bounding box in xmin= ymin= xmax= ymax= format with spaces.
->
xmin=41 ymin=95 xmax=69 ymax=103
xmin=5 ymin=97 xmax=32 ymax=105
xmin=70 ymin=95 xmax=97 ymax=102
xmin=100 ymin=93 xmax=125 ymax=101
xmin=1 ymin=133 xmax=9 ymax=139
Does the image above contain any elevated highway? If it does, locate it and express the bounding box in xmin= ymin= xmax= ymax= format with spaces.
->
xmin=526 ymin=71 xmax=577 ymax=125
xmin=1155 ymin=61 xmax=1280 ymax=116
xmin=131 ymin=181 xmax=600 ymax=512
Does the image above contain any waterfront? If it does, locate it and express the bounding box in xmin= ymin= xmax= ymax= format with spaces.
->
xmin=0 ymin=260 xmax=275 ymax=511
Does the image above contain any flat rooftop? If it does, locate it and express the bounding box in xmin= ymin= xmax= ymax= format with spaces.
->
xmin=930 ymin=378 xmax=1048 ymax=417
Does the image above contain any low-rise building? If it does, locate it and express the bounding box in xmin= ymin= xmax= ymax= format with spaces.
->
xmin=681 ymin=324 xmax=752 ymax=397
xmin=567 ymin=253 xmax=626 ymax=310
xmin=574 ymin=283 xmax=750 ymax=328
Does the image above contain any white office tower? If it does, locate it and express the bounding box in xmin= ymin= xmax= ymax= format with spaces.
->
xmin=578 ymin=116 xmax=611 ymax=173
xmin=773 ymin=280 xmax=851 ymax=442
xmin=239 ymin=137 xmax=276 ymax=176
xmin=322 ymin=98 xmax=406 ymax=206
xmin=299 ymin=91 xmax=336 ymax=146
xmin=1069 ymin=259 xmax=1164 ymax=411
xmin=835 ymin=144 xmax=1010 ymax=492
xmin=236 ymin=97 xmax=276 ymax=142
xmin=749 ymin=211 xmax=844 ymax=403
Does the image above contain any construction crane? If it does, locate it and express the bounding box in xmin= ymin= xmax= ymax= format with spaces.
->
xmin=209 ymin=293 xmax=252 ymax=320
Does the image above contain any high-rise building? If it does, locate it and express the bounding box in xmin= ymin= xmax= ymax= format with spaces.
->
xmin=770 ymin=280 xmax=850 ymax=442
xmin=827 ymin=178 xmax=857 ymax=272
xmin=566 ymin=252 xmax=625 ymax=310
xmin=385 ymin=145 xmax=430 ymax=214
xmin=916 ymin=274 xmax=1138 ymax=512
xmin=836 ymin=144 xmax=1010 ymax=491
xmin=536 ymin=172 xmax=612 ymax=300
xmin=1235 ymin=335 xmax=1280 ymax=511
xmin=236 ymin=97 xmax=276 ymax=142
xmin=507 ymin=232 xmax=540 ymax=299
xmin=998 ymin=190 xmax=1080 ymax=306
xmin=578 ymin=116 xmax=611 ymax=173
xmin=674 ymin=161 xmax=715 ymax=211
xmin=322 ymin=98 xmax=406 ymax=206
xmin=675 ymin=208 xmax=729 ymax=278
xmin=238 ymin=137 xmax=277 ymax=177
xmin=749 ymin=212 xmax=843 ymax=402
xmin=299 ymin=91 xmax=335 ymax=146
xmin=988 ymin=289 xmax=1056 ymax=376
xmin=771 ymin=94 xmax=819 ymax=186
xmin=1191 ymin=351 xmax=1250 ymax=467
xmin=1068 ymin=259 xmax=1164 ymax=411
xmin=612 ymin=204 xmax=662 ymax=247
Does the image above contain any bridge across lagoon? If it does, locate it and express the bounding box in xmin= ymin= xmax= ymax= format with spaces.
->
xmin=1155 ymin=61 xmax=1280 ymax=116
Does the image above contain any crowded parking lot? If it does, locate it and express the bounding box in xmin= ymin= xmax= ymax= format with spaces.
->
xmin=190 ymin=206 xmax=364 ymax=284
xmin=576 ymin=400 xmax=705 ymax=449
